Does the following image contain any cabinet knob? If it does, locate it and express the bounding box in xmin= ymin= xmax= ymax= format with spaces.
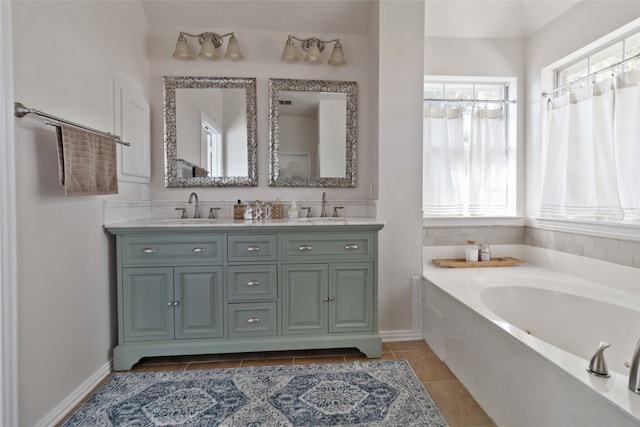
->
xmin=323 ymin=297 xmax=329 ymax=302
xmin=344 ymin=243 xmax=359 ymax=250
xmin=246 ymin=246 xmax=260 ymax=252
xmin=329 ymin=296 xmax=335 ymax=301
xmin=141 ymin=248 xmax=156 ymax=254
xmin=247 ymin=280 xmax=261 ymax=287
xmin=167 ymin=301 xmax=173 ymax=307
xmin=298 ymin=244 xmax=312 ymax=251
xmin=191 ymin=247 xmax=207 ymax=253
xmin=173 ymin=301 xmax=180 ymax=306
xmin=247 ymin=317 xmax=261 ymax=323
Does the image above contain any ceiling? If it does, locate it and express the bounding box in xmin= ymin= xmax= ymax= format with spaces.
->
xmin=424 ymin=0 xmax=582 ymax=39
xmin=141 ymin=0 xmax=373 ymax=35
xmin=141 ymin=0 xmax=581 ymax=39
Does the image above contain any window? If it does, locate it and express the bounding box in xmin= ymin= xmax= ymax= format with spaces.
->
xmin=555 ymin=30 xmax=640 ymax=94
xmin=541 ymin=28 xmax=640 ymax=223
xmin=423 ymin=77 xmax=517 ymax=217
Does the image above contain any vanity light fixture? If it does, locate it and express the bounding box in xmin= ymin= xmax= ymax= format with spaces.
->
xmin=173 ymin=31 xmax=244 ymax=61
xmin=280 ymin=35 xmax=346 ymax=66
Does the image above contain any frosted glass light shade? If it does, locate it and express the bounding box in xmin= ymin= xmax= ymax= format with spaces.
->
xmin=173 ymin=36 xmax=194 ymax=60
xmin=224 ymin=35 xmax=244 ymax=61
xmin=198 ymin=38 xmax=219 ymax=60
xmin=280 ymin=39 xmax=299 ymax=63
xmin=304 ymin=42 xmax=322 ymax=65
xmin=328 ymin=42 xmax=346 ymax=67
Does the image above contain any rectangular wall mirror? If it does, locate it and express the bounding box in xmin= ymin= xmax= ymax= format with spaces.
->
xmin=164 ymin=76 xmax=257 ymax=187
xmin=268 ymin=78 xmax=357 ymax=187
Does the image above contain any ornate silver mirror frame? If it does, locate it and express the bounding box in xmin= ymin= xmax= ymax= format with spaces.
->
xmin=268 ymin=78 xmax=357 ymax=187
xmin=164 ymin=76 xmax=257 ymax=187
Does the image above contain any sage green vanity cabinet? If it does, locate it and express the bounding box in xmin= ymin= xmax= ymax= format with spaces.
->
xmin=281 ymin=232 xmax=375 ymax=335
xmin=122 ymin=266 xmax=224 ymax=342
xmin=107 ymin=223 xmax=383 ymax=371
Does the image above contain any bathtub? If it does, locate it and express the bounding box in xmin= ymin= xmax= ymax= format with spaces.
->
xmin=423 ymin=247 xmax=640 ymax=427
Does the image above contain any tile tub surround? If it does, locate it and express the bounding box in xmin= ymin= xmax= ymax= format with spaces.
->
xmin=423 ymin=225 xmax=640 ymax=268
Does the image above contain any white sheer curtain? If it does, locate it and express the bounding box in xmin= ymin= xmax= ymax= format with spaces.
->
xmin=468 ymin=107 xmax=507 ymax=215
xmin=423 ymin=106 xmax=465 ymax=215
xmin=541 ymin=71 xmax=640 ymax=222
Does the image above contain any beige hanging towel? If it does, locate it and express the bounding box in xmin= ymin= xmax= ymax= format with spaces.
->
xmin=56 ymin=124 xmax=118 ymax=195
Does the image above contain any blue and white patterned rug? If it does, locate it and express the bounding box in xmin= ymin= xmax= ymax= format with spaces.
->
xmin=62 ymin=360 xmax=448 ymax=426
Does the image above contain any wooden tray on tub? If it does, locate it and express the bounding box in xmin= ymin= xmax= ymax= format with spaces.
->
xmin=432 ymin=257 xmax=522 ymax=268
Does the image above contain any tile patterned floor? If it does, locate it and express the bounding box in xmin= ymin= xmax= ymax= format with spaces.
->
xmin=59 ymin=341 xmax=496 ymax=427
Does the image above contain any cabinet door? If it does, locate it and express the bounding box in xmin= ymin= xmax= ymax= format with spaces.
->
xmin=174 ymin=266 xmax=224 ymax=339
xmin=122 ymin=267 xmax=173 ymax=342
xmin=282 ymin=264 xmax=328 ymax=335
xmin=329 ymin=263 xmax=374 ymax=333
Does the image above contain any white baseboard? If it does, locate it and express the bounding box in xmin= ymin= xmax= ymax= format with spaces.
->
xmin=34 ymin=360 xmax=112 ymax=427
xmin=381 ymin=330 xmax=424 ymax=342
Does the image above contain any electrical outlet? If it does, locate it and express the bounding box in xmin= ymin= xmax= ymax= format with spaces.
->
xmin=140 ymin=185 xmax=149 ymax=201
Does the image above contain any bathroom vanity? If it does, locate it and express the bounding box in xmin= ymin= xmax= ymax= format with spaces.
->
xmin=106 ymin=219 xmax=384 ymax=370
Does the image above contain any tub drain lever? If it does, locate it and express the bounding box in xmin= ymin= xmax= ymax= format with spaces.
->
xmin=587 ymin=341 xmax=611 ymax=378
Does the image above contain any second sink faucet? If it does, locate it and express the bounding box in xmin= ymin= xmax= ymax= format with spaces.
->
xmin=321 ymin=192 xmax=328 ymax=217
xmin=188 ymin=192 xmax=200 ymax=218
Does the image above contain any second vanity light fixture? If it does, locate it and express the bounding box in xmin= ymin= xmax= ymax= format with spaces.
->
xmin=280 ymin=35 xmax=346 ymax=66
xmin=173 ymin=31 xmax=244 ymax=61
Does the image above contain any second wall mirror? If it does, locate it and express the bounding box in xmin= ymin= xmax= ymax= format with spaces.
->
xmin=164 ymin=76 xmax=258 ymax=187
xmin=268 ymin=78 xmax=357 ymax=187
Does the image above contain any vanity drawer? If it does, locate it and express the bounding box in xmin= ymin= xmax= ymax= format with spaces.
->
xmin=281 ymin=232 xmax=374 ymax=262
xmin=228 ymin=302 xmax=277 ymax=337
xmin=227 ymin=265 xmax=277 ymax=302
xmin=121 ymin=235 xmax=223 ymax=266
xmin=228 ymin=234 xmax=277 ymax=262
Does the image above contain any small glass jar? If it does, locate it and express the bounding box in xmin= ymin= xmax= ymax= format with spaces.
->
xmin=480 ymin=243 xmax=491 ymax=262
xmin=465 ymin=240 xmax=479 ymax=262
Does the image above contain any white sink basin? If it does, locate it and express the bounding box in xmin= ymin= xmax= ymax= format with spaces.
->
xmin=297 ymin=217 xmax=348 ymax=223
xmin=161 ymin=218 xmax=218 ymax=224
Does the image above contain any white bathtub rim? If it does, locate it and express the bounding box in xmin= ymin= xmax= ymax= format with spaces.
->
xmin=422 ymin=262 xmax=640 ymax=424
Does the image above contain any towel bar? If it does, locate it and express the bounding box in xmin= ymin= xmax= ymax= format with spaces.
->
xmin=14 ymin=102 xmax=131 ymax=146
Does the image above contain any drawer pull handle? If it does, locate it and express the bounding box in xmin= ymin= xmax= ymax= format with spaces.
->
xmin=246 ymin=246 xmax=260 ymax=252
xmin=192 ymin=247 xmax=207 ymax=253
xmin=247 ymin=280 xmax=261 ymax=287
xmin=140 ymin=248 xmax=156 ymax=254
xmin=247 ymin=317 xmax=261 ymax=323
xmin=344 ymin=243 xmax=359 ymax=250
xmin=298 ymin=244 xmax=312 ymax=251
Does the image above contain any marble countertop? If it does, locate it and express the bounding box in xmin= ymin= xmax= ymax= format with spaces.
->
xmin=104 ymin=217 xmax=386 ymax=229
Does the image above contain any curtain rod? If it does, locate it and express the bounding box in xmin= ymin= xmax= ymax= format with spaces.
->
xmin=424 ymin=98 xmax=516 ymax=104
xmin=542 ymin=52 xmax=640 ymax=98
xmin=14 ymin=102 xmax=130 ymax=146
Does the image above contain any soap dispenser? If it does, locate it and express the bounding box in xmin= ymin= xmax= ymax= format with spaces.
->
xmin=288 ymin=198 xmax=299 ymax=218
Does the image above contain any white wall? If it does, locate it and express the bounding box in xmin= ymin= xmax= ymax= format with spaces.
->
xmin=525 ymin=1 xmax=640 ymax=219
xmin=11 ymin=2 xmax=148 ymax=425
xmin=147 ymin=26 xmax=372 ymax=203
xmin=376 ymin=0 xmax=425 ymax=334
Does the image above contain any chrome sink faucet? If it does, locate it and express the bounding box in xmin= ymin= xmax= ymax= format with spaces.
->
xmin=320 ymin=192 xmax=328 ymax=217
xmin=188 ymin=192 xmax=200 ymax=218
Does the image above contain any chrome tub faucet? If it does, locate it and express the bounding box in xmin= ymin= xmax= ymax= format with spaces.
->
xmin=188 ymin=192 xmax=200 ymax=218
xmin=630 ymin=338 xmax=640 ymax=394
